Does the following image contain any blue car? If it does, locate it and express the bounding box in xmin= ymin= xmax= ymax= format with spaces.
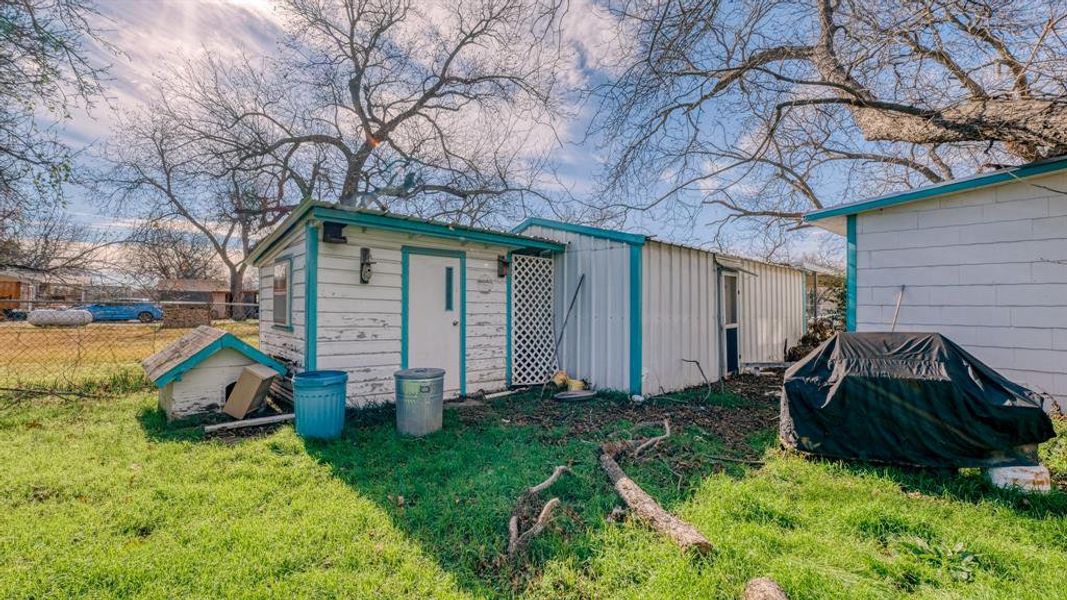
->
xmin=79 ymin=299 xmax=163 ymax=323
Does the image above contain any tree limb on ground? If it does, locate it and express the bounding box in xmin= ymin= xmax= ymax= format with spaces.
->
xmin=744 ymin=577 xmax=789 ymax=600
xmin=507 ymin=465 xmax=570 ymax=559
xmin=598 ymin=420 xmax=713 ymax=554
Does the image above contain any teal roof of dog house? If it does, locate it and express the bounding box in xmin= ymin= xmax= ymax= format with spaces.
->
xmin=249 ymin=200 xmax=566 ymax=265
xmin=143 ymin=326 xmax=286 ymax=387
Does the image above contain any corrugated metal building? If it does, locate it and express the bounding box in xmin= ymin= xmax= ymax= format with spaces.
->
xmin=514 ymin=219 xmax=808 ymax=396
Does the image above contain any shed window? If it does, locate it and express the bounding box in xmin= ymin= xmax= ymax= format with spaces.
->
xmin=723 ymin=274 xmax=738 ymax=325
xmin=273 ymin=259 xmax=291 ymax=327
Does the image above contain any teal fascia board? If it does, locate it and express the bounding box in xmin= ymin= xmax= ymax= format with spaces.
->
xmin=401 ymin=246 xmax=467 ymax=396
xmin=846 ymin=215 xmax=857 ymax=332
xmin=312 ymin=206 xmax=564 ymax=252
xmin=629 ymin=244 xmax=643 ymax=395
xmin=512 ymin=217 xmax=647 ymax=246
xmin=154 ymin=335 xmax=286 ymax=388
xmin=249 ymin=200 xmax=564 ymax=266
xmin=805 ymin=155 xmax=1067 ymax=222
xmin=304 ymin=221 xmax=319 ymax=371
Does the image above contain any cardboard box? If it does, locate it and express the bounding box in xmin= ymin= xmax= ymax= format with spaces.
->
xmin=223 ymin=363 xmax=279 ymax=419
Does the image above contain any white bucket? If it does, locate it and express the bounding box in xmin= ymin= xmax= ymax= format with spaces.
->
xmin=986 ymin=465 xmax=1052 ymax=493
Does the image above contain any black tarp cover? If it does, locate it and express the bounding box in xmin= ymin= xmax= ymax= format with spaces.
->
xmin=781 ymin=332 xmax=1055 ymax=468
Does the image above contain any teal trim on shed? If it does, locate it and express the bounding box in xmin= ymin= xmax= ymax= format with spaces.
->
xmin=629 ymin=244 xmax=643 ymax=395
xmin=505 ymin=250 xmax=513 ymax=387
xmin=512 ymin=217 xmax=647 ymax=246
xmin=846 ymin=215 xmax=857 ymax=332
xmin=805 ymin=155 xmax=1067 ymax=223
xmin=400 ymin=246 xmax=467 ymax=396
xmin=304 ymin=222 xmax=319 ymax=370
xmin=153 ymin=334 xmax=286 ymax=388
xmin=250 ymin=201 xmax=564 ymax=266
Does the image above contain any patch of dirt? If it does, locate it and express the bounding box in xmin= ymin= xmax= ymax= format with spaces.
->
xmin=475 ymin=371 xmax=783 ymax=459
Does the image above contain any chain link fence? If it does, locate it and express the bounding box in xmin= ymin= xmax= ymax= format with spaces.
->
xmin=0 ymin=300 xmax=259 ymax=395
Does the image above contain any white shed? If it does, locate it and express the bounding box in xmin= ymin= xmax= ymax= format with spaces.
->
xmin=804 ymin=156 xmax=1067 ymax=408
xmin=512 ymin=219 xmax=808 ymax=396
xmin=248 ymin=201 xmax=564 ymax=407
xmin=142 ymin=326 xmax=286 ymax=420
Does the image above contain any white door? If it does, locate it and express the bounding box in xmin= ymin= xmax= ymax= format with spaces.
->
xmin=406 ymin=253 xmax=463 ymax=395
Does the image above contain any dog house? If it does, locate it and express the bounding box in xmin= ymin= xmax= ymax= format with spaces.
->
xmin=143 ymin=326 xmax=286 ymax=420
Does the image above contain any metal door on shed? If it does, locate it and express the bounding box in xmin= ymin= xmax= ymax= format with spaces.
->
xmin=721 ymin=271 xmax=740 ymax=374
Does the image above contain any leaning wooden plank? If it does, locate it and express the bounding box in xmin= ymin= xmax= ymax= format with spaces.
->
xmin=203 ymin=413 xmax=294 ymax=433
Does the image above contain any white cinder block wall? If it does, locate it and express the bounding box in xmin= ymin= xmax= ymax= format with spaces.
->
xmin=854 ymin=171 xmax=1067 ymax=406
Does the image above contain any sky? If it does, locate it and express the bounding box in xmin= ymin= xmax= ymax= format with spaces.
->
xmin=60 ymin=0 xmax=832 ymax=261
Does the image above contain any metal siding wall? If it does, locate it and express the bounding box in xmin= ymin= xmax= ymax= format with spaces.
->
xmin=522 ymin=225 xmax=631 ymax=391
xmin=641 ymin=242 xmax=719 ymax=395
xmin=737 ymin=259 xmax=806 ymax=364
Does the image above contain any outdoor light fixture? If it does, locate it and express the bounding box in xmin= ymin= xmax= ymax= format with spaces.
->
xmin=322 ymin=222 xmax=347 ymax=244
xmin=360 ymin=248 xmax=375 ymax=283
xmin=497 ymin=255 xmax=510 ymax=278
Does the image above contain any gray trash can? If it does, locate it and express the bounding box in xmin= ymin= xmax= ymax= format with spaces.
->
xmin=394 ymin=368 xmax=445 ymax=436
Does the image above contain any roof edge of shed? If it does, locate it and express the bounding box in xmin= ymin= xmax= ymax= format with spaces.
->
xmin=511 ymin=217 xmax=646 ymax=246
xmin=804 ymin=154 xmax=1067 ymax=229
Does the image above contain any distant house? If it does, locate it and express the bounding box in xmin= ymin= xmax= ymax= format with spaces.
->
xmin=0 ymin=267 xmax=88 ymax=309
xmin=805 ymin=155 xmax=1067 ymax=408
xmin=157 ymin=279 xmax=258 ymax=319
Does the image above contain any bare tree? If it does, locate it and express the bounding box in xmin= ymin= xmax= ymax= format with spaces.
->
xmin=0 ymin=206 xmax=112 ymax=281
xmin=124 ymin=225 xmax=223 ymax=286
xmin=0 ymin=0 xmax=111 ymax=236
xmin=592 ymin=0 xmax=1067 ymax=255
xmin=99 ymin=109 xmax=288 ymax=316
xmin=161 ymin=0 xmax=571 ymax=225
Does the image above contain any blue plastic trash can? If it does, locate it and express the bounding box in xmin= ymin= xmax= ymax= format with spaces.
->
xmin=293 ymin=370 xmax=348 ymax=439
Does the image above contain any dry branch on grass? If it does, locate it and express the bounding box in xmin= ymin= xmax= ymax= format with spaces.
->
xmin=507 ymin=466 xmax=570 ymax=559
xmin=598 ymin=420 xmax=713 ymax=554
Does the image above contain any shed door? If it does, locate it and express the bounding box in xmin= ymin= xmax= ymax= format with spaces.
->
xmin=406 ymin=253 xmax=463 ymax=395
xmin=722 ymin=272 xmax=740 ymax=374
xmin=510 ymin=254 xmax=557 ymax=385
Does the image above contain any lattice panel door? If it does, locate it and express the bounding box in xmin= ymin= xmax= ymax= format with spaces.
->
xmin=511 ymin=255 xmax=557 ymax=385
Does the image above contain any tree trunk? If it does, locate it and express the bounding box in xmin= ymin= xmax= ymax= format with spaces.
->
xmin=227 ymin=265 xmax=245 ymax=320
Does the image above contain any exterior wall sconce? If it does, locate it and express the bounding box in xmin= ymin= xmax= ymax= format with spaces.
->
xmin=497 ymin=255 xmax=510 ymax=278
xmin=360 ymin=248 xmax=375 ymax=283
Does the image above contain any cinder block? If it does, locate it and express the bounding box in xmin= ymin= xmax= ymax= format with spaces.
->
xmin=861 ymin=266 xmax=960 ymax=287
xmin=959 ymin=263 xmax=1033 ymax=285
xmin=1032 ymin=215 xmax=1067 ymax=239
xmin=860 ymin=210 xmax=918 ymax=233
xmin=996 ymin=284 xmax=1067 ymax=307
xmin=1012 ymin=306 xmax=1067 ymax=328
xmin=957 ymin=220 xmax=1034 ymax=244
xmin=1052 ymin=329 xmax=1067 ymax=351
xmin=939 ymin=306 xmax=1012 ymax=327
xmin=1013 ymin=349 xmax=1067 ymax=374
xmin=984 ymin=197 xmax=1049 ymax=222
xmin=919 ymin=206 xmax=988 ymax=229
xmin=927 ymin=285 xmax=996 ymax=306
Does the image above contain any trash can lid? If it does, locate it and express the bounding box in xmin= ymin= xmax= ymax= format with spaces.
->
xmin=294 ymin=370 xmax=349 ymax=387
xmin=394 ymin=367 xmax=446 ymax=380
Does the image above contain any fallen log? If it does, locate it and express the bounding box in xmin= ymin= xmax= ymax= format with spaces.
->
xmin=743 ymin=577 xmax=789 ymax=600
xmin=599 ymin=420 xmax=713 ymax=554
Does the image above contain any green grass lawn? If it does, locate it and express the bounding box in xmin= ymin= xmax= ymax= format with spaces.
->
xmin=1 ymin=389 xmax=1065 ymax=598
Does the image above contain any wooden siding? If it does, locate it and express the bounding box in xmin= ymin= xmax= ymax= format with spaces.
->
xmin=258 ymin=229 xmax=306 ymax=365
xmin=316 ymin=227 xmax=510 ymax=407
